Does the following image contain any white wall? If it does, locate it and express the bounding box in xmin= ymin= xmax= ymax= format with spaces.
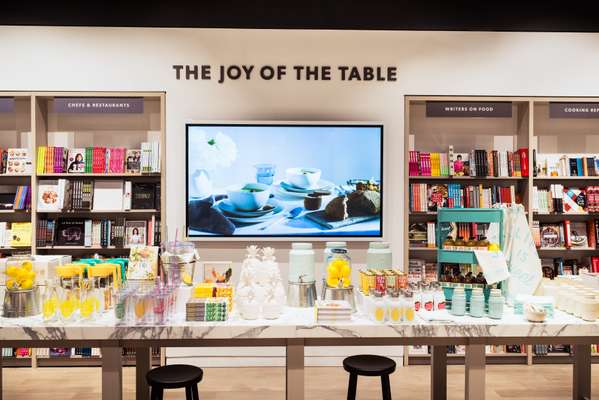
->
xmin=3 ymin=27 xmax=599 ymax=365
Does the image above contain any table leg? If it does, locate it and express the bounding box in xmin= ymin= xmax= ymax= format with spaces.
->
xmin=286 ymin=339 xmax=305 ymax=400
xmin=101 ymin=346 xmax=122 ymax=400
xmin=465 ymin=344 xmax=486 ymax=400
xmin=135 ymin=346 xmax=152 ymax=400
xmin=430 ymin=345 xmax=447 ymax=400
xmin=573 ymin=344 xmax=591 ymax=400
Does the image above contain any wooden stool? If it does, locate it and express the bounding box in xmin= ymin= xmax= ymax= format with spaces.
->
xmin=343 ymin=355 xmax=396 ymax=400
xmin=146 ymin=364 xmax=203 ymax=400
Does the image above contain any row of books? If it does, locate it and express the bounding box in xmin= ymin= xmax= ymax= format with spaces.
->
xmin=1 ymin=347 xmax=160 ymax=358
xmin=409 ymin=147 xmax=529 ymax=177
xmin=532 ymin=185 xmax=599 ymax=214
xmin=0 ymin=222 xmax=31 ymax=247
xmin=409 ymin=183 xmax=517 ymax=212
xmin=533 ymin=220 xmax=599 ymax=249
xmin=407 ymin=259 xmax=437 ymax=284
xmin=0 ymin=185 xmax=31 ymax=210
xmin=541 ymin=257 xmax=599 ymax=279
xmin=408 ymin=222 xmax=437 ymax=248
xmin=36 ymin=142 xmax=160 ymax=174
xmin=36 ymin=216 xmax=160 ymax=248
xmin=535 ymin=153 xmax=599 ymax=177
xmin=37 ymin=179 xmax=160 ymax=212
xmin=409 ymin=345 xmax=527 ymax=356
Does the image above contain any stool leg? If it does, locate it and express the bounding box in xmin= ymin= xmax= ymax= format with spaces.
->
xmin=192 ymin=384 xmax=199 ymax=400
xmin=381 ymin=374 xmax=392 ymax=400
xmin=150 ymin=387 xmax=163 ymax=400
xmin=347 ymin=373 xmax=357 ymax=400
xmin=185 ymin=386 xmax=193 ymax=400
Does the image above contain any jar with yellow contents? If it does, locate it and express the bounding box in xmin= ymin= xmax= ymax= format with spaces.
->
xmin=324 ymin=248 xmax=352 ymax=288
xmin=370 ymin=290 xmax=387 ymax=323
xmin=387 ymin=289 xmax=403 ymax=324
xmin=403 ymin=291 xmax=416 ymax=322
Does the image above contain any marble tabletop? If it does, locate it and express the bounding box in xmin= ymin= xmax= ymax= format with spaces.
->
xmin=1 ymin=307 xmax=598 ymax=342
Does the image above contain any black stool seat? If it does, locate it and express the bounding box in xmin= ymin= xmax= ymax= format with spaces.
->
xmin=343 ymin=354 xmax=396 ymax=376
xmin=146 ymin=364 xmax=203 ymax=400
xmin=343 ymin=355 xmax=396 ymax=400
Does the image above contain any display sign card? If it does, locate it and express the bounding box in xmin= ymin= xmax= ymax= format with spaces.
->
xmin=53 ymin=97 xmax=144 ymax=113
xmin=426 ymin=101 xmax=512 ymax=118
xmin=0 ymin=98 xmax=15 ymax=113
xmin=549 ymin=102 xmax=599 ymax=118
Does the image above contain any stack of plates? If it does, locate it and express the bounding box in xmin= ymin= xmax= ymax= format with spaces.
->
xmin=215 ymin=198 xmax=285 ymax=224
xmin=315 ymin=300 xmax=353 ymax=323
xmin=273 ymin=179 xmax=335 ymax=198
xmin=186 ymin=298 xmax=206 ymax=322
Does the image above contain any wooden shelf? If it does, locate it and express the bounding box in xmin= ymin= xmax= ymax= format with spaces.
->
xmin=534 ymin=176 xmax=599 ymax=180
xmin=0 ymin=174 xmax=31 ymax=178
xmin=538 ymin=247 xmax=597 ymax=252
xmin=409 ymin=176 xmax=525 ymax=180
xmin=37 ymin=246 xmax=122 ymax=250
xmin=0 ymin=209 xmax=30 ymax=213
xmin=38 ymin=209 xmax=159 ymax=214
xmin=37 ymin=173 xmax=160 ymax=178
xmin=409 ymin=212 xmax=437 ymax=216
xmin=409 ymin=247 xmax=437 ymax=252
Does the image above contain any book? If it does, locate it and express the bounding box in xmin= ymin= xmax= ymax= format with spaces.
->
xmin=92 ymin=180 xmax=124 ymax=211
xmin=131 ymin=182 xmax=156 ymax=209
xmin=125 ymin=220 xmax=147 ymax=247
xmin=127 ymin=245 xmax=159 ymax=280
xmin=37 ymin=181 xmax=61 ymax=211
xmin=540 ymin=223 xmax=563 ymax=248
xmin=67 ymin=148 xmax=86 ymax=173
xmin=10 ymin=222 xmax=31 ymax=247
xmin=126 ymin=149 xmax=141 ymax=173
xmin=562 ymin=187 xmax=586 ymax=214
xmin=569 ymin=221 xmax=589 ymax=248
xmin=5 ymin=148 xmax=32 ymax=175
xmin=55 ymin=219 xmax=85 ymax=246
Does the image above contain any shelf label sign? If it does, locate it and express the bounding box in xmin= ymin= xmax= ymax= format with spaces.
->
xmin=0 ymin=98 xmax=14 ymax=113
xmin=53 ymin=98 xmax=144 ymax=113
xmin=550 ymin=102 xmax=599 ymax=118
xmin=426 ymin=101 xmax=512 ymax=118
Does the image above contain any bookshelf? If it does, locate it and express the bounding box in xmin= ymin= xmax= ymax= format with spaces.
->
xmin=403 ymin=96 xmax=599 ymax=365
xmin=0 ymin=91 xmax=166 ymax=369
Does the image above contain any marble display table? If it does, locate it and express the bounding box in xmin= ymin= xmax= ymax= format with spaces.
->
xmin=1 ymin=307 xmax=596 ymax=400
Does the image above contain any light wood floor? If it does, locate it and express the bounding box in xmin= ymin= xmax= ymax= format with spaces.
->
xmin=3 ymin=364 xmax=599 ymax=399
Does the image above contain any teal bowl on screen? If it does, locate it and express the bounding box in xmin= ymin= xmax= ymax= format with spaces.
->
xmin=226 ymin=183 xmax=271 ymax=211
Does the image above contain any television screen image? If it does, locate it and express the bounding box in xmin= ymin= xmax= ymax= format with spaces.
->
xmin=186 ymin=123 xmax=383 ymax=237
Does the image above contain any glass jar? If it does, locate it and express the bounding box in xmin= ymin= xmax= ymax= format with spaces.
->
xmin=58 ymin=287 xmax=79 ymax=323
xmin=41 ymin=279 xmax=59 ymax=322
xmin=442 ymin=237 xmax=455 ymax=250
xmin=433 ymin=283 xmax=446 ymax=311
xmin=79 ymin=281 xmax=97 ymax=321
xmin=487 ymin=289 xmax=504 ymax=319
xmin=403 ymin=291 xmax=416 ymax=322
xmin=450 ymin=287 xmax=466 ymax=316
xmin=387 ymin=290 xmax=403 ymax=324
xmin=371 ymin=290 xmax=387 ymax=323
xmin=4 ymin=255 xmax=35 ymax=291
xmin=366 ymin=242 xmax=392 ymax=270
xmin=323 ymin=242 xmax=347 ymax=269
xmin=477 ymin=236 xmax=490 ymax=251
xmin=289 ymin=242 xmax=315 ymax=283
xmin=325 ymin=248 xmax=351 ymax=288
xmin=469 ymin=288 xmax=485 ymax=318
xmin=454 ymin=236 xmax=466 ymax=251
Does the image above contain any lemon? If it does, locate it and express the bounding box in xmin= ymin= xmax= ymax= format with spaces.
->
xmin=22 ymin=261 xmax=33 ymax=271
xmin=488 ymin=243 xmax=500 ymax=252
xmin=342 ymin=277 xmax=351 ymax=288
xmin=340 ymin=263 xmax=351 ymax=279
xmin=326 ymin=276 xmax=339 ymax=288
xmin=26 ymin=270 xmax=36 ymax=280
xmin=5 ymin=266 xmax=17 ymax=277
xmin=6 ymin=279 xmax=16 ymax=289
xmin=14 ymin=268 xmax=27 ymax=281
xmin=326 ymin=263 xmax=339 ymax=279
xmin=20 ymin=279 xmax=33 ymax=290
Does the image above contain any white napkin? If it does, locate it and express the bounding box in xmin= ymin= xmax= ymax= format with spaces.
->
xmin=474 ymin=250 xmax=510 ymax=285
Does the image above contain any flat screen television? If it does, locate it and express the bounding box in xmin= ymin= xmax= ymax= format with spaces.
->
xmin=186 ymin=122 xmax=383 ymax=237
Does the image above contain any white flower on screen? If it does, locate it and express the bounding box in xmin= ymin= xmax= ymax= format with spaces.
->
xmin=192 ymin=130 xmax=238 ymax=169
